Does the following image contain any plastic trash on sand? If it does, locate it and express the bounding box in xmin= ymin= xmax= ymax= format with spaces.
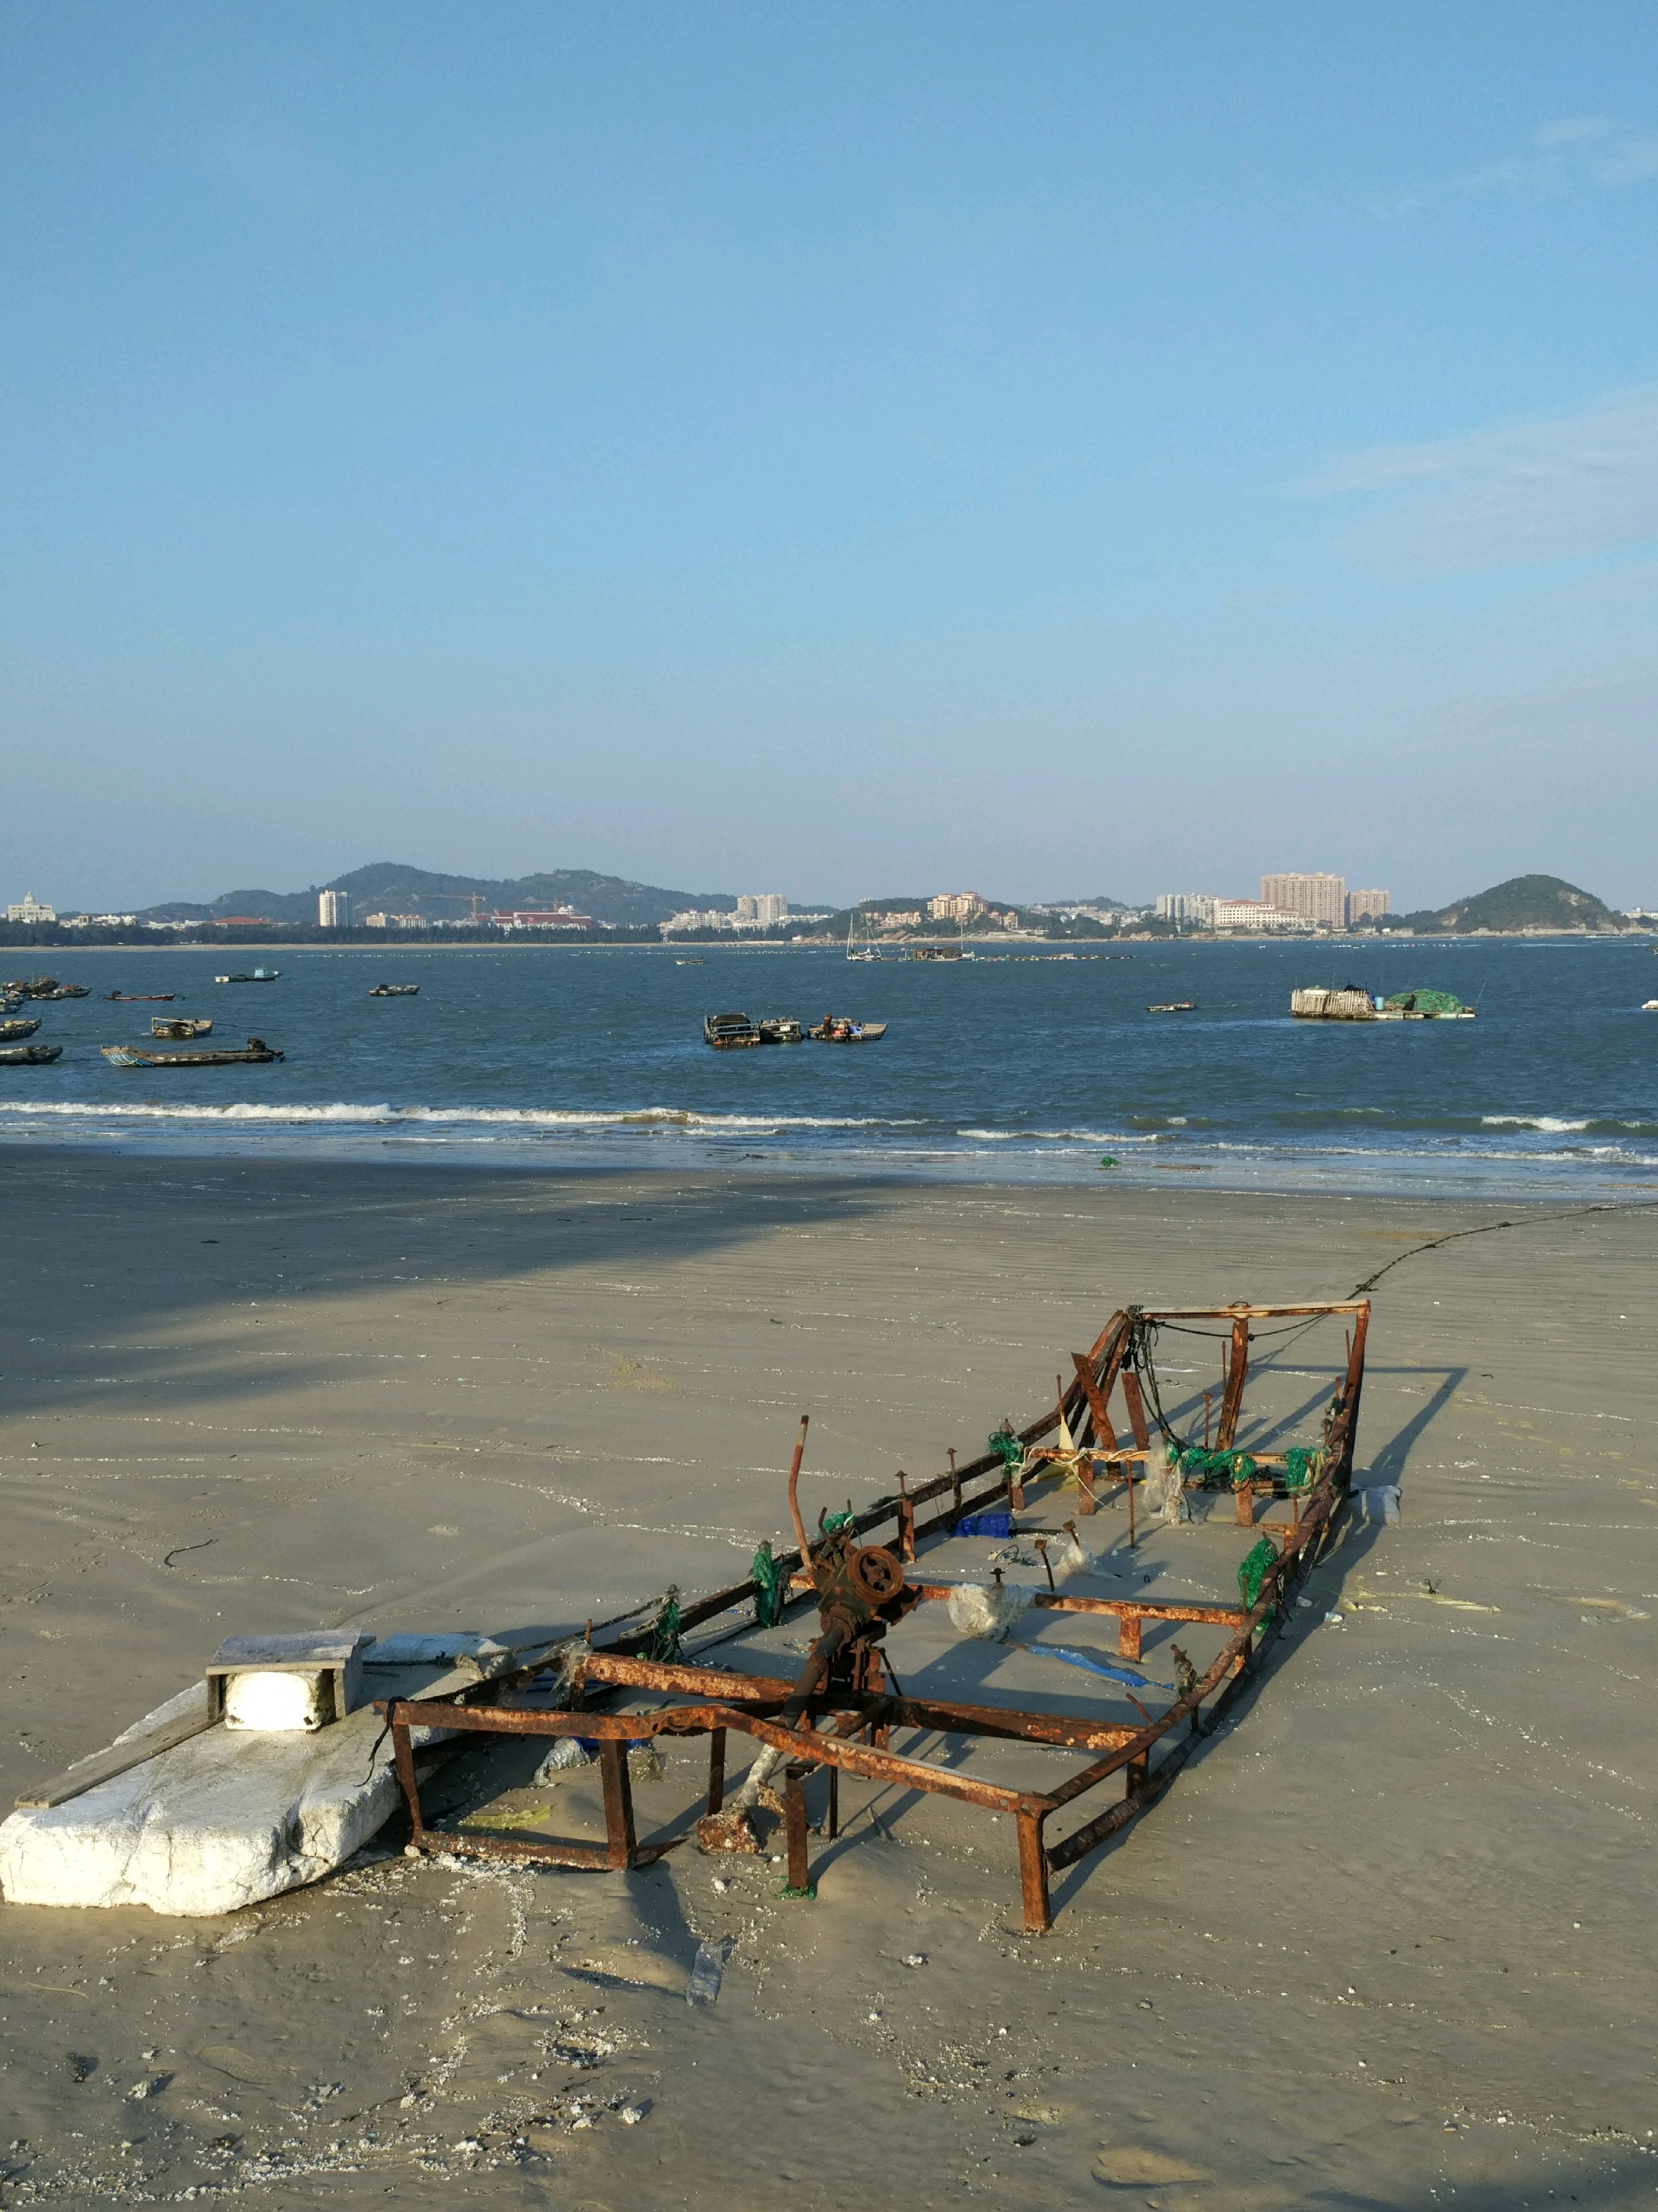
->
xmin=1140 ymin=1459 xmax=1190 ymax=1527
xmin=533 ymin=1737 xmax=590 ymax=1780
xmin=1040 ymin=1647 xmax=1153 ymax=1689
xmin=1054 ymin=1525 xmax=1107 ymax=1577
xmin=1352 ymin=1485 xmax=1401 ymax=1525
xmin=957 ymin=1509 xmax=1012 ymax=1539
xmin=223 ymin=1671 xmax=333 ymax=1733
xmin=947 ymin=1581 xmax=1035 ymax=1642
xmin=687 ymin=1935 xmax=735 ymax=2006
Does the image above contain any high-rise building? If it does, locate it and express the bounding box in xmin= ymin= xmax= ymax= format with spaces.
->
xmin=927 ymin=892 xmax=987 ymax=922
xmin=1154 ymin=893 xmax=1216 ymax=924
xmin=735 ymin=893 xmax=789 ymax=924
xmin=1261 ymin=873 xmax=1346 ymax=928
xmin=1346 ymin=889 xmax=1390 ymax=926
xmin=318 ymin=890 xmax=350 ymax=928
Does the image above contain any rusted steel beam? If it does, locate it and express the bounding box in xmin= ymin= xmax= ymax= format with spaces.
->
xmin=731 ymin=1711 xmax=1028 ymax=1812
xmin=900 ymin=1582 xmax=1247 ymax=1630
xmin=890 ymin=1698 xmax=1140 ymax=1752
xmin=707 ymin=1727 xmax=726 ymax=1816
xmin=1121 ymin=1369 xmax=1152 ymax=1452
xmin=1117 ymin=1612 xmax=1141 ymax=1662
xmin=580 ymin=1652 xmax=797 ymax=1700
xmin=599 ymin=1738 xmax=636 ymax=1868
xmin=1146 ymin=1302 xmax=1369 ymax=1319
xmin=1215 ymin=1314 xmax=1250 ymax=1451
xmin=784 ymin=1766 xmax=810 ymax=1891
xmin=391 ymin=1718 xmax=426 ymax=1847
xmin=1017 ymin=1808 xmax=1052 ymax=1935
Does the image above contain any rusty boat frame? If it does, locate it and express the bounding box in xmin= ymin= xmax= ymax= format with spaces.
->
xmin=380 ymin=1298 xmax=1369 ymax=1932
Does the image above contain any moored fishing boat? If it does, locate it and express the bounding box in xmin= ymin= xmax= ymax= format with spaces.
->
xmin=807 ymin=1016 xmax=887 ymax=1042
xmin=0 ymin=1018 xmax=41 ymax=1042
xmin=150 ymin=1017 xmax=213 ymax=1039
xmin=107 ymin=993 xmax=176 ymax=1002
xmin=100 ymin=1036 xmax=284 ymax=1067
xmin=1147 ymin=1001 xmax=1197 ymax=1012
xmin=1291 ymin=985 xmax=1475 ymax=1020
xmin=0 ymin=1042 xmax=62 ymax=1066
xmin=214 ymin=969 xmax=280 ymax=984
xmin=755 ymin=1016 xmax=803 ymax=1043
xmin=368 ymin=984 xmax=420 ymax=997
xmin=703 ymin=1011 xmax=762 ymax=1048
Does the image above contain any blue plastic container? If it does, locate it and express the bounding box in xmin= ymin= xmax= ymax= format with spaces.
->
xmin=956 ymin=1509 xmax=1012 ymax=1538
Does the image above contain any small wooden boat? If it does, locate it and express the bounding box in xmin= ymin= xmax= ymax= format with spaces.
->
xmin=0 ymin=1042 xmax=62 ymax=1066
xmin=151 ymin=1017 xmax=212 ymax=1039
xmin=674 ymin=958 xmax=705 ymax=966
xmin=0 ymin=1018 xmax=41 ymax=1042
xmin=107 ymin=993 xmax=176 ymax=1002
xmin=12 ymin=977 xmax=89 ymax=999
xmin=807 ymin=1017 xmax=888 ymax=1042
xmin=704 ymin=1011 xmax=762 ymax=1049
xmin=368 ymin=984 xmax=420 ymax=997
xmin=213 ymin=969 xmax=280 ymax=984
xmin=1147 ymin=1001 xmax=1197 ymax=1013
xmin=100 ymin=1036 xmax=284 ymax=1068
xmin=755 ymin=1017 xmax=803 ymax=1043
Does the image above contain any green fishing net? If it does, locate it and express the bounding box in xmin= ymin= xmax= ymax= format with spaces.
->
xmin=1283 ymin=1446 xmax=1323 ymax=1491
xmin=988 ymin=1426 xmax=1025 ymax=1472
xmin=751 ymin=1540 xmax=787 ymax=1629
xmin=645 ymin=1586 xmax=683 ymax=1664
xmin=1384 ymin=988 xmax=1466 ymax=1015
xmin=1237 ymin=1537 xmax=1278 ymax=1616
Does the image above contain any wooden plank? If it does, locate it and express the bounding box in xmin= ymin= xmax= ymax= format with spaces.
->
xmin=15 ymin=1701 xmax=218 ymax=1810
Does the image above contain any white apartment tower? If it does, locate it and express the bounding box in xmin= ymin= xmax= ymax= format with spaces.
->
xmin=734 ymin=894 xmax=789 ymax=924
xmin=1346 ymin=889 xmax=1390 ymax=925
xmin=318 ymin=891 xmax=350 ymax=928
xmin=1261 ymin=873 xmax=1346 ymax=928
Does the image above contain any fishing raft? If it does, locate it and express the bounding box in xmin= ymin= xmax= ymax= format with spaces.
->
xmin=378 ymin=1295 xmax=1369 ymax=1932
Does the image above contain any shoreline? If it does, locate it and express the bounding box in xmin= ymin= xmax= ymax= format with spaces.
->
xmin=1 ymin=1153 xmax=1653 ymax=2204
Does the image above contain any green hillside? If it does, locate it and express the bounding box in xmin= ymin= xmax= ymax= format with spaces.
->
xmin=1389 ymin=873 xmax=1627 ymax=934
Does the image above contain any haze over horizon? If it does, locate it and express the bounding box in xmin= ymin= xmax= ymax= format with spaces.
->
xmin=5 ymin=4 xmax=1656 ymax=913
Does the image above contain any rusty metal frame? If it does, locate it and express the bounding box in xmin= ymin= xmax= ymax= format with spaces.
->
xmin=379 ymin=1300 xmax=1368 ymax=1932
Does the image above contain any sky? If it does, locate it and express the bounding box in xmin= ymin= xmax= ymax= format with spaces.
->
xmin=4 ymin=2 xmax=1656 ymax=913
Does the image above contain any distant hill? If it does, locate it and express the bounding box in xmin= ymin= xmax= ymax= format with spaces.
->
xmin=137 ymin=863 xmax=748 ymax=928
xmin=1389 ymin=873 xmax=1628 ymax=935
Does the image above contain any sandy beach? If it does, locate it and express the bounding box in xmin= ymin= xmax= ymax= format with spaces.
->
xmin=1 ymin=1150 xmax=1653 ymax=2208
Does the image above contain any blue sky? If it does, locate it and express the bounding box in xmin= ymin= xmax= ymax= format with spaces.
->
xmin=4 ymin=3 xmax=1655 ymax=910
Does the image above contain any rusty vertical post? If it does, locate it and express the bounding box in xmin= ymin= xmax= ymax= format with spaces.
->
xmin=1121 ymin=1369 xmax=1152 ymax=1452
xmin=706 ymin=1727 xmax=726 ymax=1817
xmin=1336 ymin=1303 xmax=1371 ymax=1488
xmin=1125 ymin=1750 xmax=1149 ymax=1799
xmin=897 ymin=1473 xmax=916 ymax=1563
xmin=827 ymin=1763 xmax=839 ymax=1841
xmin=1117 ymin=1611 xmax=1141 ymax=1662
xmin=1216 ymin=1312 xmax=1250 ymax=1450
xmin=1071 ymin=1350 xmax=1116 ymax=1521
xmin=390 ymin=1709 xmax=426 ymax=1847
xmin=949 ymin=1448 xmax=960 ymax=1524
xmin=1203 ymin=1390 xmax=1212 ymax=1447
xmin=598 ymin=1738 xmax=637 ymax=1870
xmin=1126 ymin=1457 xmax=1136 ymax=1549
xmin=784 ymin=1765 xmax=810 ymax=1893
xmin=1017 ymin=1809 xmax=1052 ymax=1935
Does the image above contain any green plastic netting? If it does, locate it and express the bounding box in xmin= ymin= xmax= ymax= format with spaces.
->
xmin=1174 ymin=1443 xmax=1255 ymax=1488
xmin=645 ymin=1586 xmax=683 ymax=1664
xmin=1237 ymin=1537 xmax=1278 ymax=1616
xmin=821 ymin=1509 xmax=857 ymax=1536
xmin=1384 ymin=988 xmax=1466 ymax=1015
xmin=1283 ymin=1446 xmax=1323 ymax=1491
xmin=988 ymin=1426 xmax=1025 ymax=1472
xmin=751 ymin=1540 xmax=787 ymax=1629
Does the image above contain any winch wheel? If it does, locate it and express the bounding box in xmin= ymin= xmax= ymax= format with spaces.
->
xmin=848 ymin=1544 xmax=906 ymax=1604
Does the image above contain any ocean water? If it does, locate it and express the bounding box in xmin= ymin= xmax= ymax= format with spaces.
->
xmin=2 ymin=937 xmax=1655 ymax=1195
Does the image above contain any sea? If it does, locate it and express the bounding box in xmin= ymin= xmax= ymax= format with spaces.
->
xmin=3 ymin=936 xmax=1655 ymax=1197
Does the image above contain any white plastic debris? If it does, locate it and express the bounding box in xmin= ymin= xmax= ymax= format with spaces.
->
xmin=1053 ymin=1526 xmax=1105 ymax=1577
xmin=1352 ymin=1485 xmax=1401 ymax=1526
xmin=533 ymin=1737 xmax=590 ymax=1780
xmin=224 ymin=1670 xmax=332 ymax=1733
xmin=947 ymin=1582 xmax=1035 ymax=1642
xmin=1140 ymin=1459 xmax=1191 ymax=1527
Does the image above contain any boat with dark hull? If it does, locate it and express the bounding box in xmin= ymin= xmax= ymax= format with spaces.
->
xmin=755 ymin=1017 xmax=803 ymax=1043
xmin=214 ymin=969 xmax=280 ymax=984
xmin=101 ymin=1036 xmax=284 ymax=1068
xmin=703 ymin=1011 xmax=762 ymax=1049
xmin=0 ymin=1042 xmax=61 ymax=1066
xmin=0 ymin=1018 xmax=41 ymax=1043
xmin=107 ymin=993 xmax=176 ymax=1002
xmin=368 ymin=984 xmax=420 ymax=997
xmin=151 ymin=1017 xmax=213 ymax=1040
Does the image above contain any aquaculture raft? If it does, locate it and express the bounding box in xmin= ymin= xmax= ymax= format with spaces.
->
xmin=380 ymin=1297 xmax=1369 ymax=1933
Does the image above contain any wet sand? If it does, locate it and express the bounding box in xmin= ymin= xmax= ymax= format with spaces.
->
xmin=1 ymin=1150 xmax=1654 ymax=2208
